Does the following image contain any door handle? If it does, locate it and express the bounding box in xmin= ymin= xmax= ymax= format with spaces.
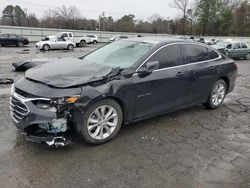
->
xmin=209 ymin=66 xmax=216 ymax=70
xmin=176 ymin=72 xmax=184 ymax=77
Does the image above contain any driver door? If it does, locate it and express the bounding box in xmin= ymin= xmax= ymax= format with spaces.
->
xmin=132 ymin=44 xmax=189 ymax=119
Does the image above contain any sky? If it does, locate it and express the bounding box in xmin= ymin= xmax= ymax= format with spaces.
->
xmin=1 ymin=0 xmax=182 ymax=20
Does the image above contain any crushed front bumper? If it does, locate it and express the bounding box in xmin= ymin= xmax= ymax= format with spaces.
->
xmin=10 ymin=91 xmax=70 ymax=147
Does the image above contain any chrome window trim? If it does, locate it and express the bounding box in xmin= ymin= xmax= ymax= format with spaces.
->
xmin=134 ymin=42 xmax=222 ymax=74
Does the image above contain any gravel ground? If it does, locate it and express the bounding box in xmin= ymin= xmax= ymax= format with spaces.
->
xmin=0 ymin=44 xmax=250 ymax=188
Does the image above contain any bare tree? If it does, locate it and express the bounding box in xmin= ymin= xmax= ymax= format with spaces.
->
xmin=170 ymin=0 xmax=189 ymax=34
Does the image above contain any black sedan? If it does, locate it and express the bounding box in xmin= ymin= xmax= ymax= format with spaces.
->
xmin=10 ymin=38 xmax=237 ymax=146
xmin=0 ymin=34 xmax=29 ymax=47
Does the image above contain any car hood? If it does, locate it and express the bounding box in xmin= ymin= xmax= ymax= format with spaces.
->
xmin=25 ymin=57 xmax=115 ymax=88
xmin=211 ymin=44 xmax=225 ymax=50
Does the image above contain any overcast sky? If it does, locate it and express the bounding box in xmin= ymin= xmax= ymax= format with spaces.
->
xmin=1 ymin=0 xmax=183 ymax=20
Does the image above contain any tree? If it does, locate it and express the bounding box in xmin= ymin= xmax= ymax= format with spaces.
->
xmin=170 ymin=0 xmax=189 ymax=34
xmin=14 ymin=5 xmax=26 ymax=26
xmin=1 ymin=5 xmax=15 ymax=25
xmin=115 ymin=14 xmax=135 ymax=32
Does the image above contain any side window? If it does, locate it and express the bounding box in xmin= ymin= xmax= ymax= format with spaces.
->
xmin=9 ymin=34 xmax=17 ymax=38
xmin=62 ymin=33 xmax=68 ymax=38
xmin=183 ymin=44 xmax=210 ymax=63
xmin=241 ymin=43 xmax=248 ymax=48
xmin=0 ymin=35 xmax=7 ymax=38
xmin=234 ymin=43 xmax=241 ymax=49
xmin=147 ymin=44 xmax=182 ymax=69
xmin=69 ymin=33 xmax=72 ymax=37
xmin=226 ymin=44 xmax=232 ymax=49
xmin=208 ymin=48 xmax=219 ymax=59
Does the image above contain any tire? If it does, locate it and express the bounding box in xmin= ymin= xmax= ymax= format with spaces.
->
xmin=17 ymin=41 xmax=24 ymax=47
xmin=93 ymin=40 xmax=97 ymax=44
xmin=79 ymin=99 xmax=123 ymax=145
xmin=42 ymin=44 xmax=50 ymax=51
xmin=246 ymin=53 xmax=250 ymax=60
xmin=67 ymin=44 xmax=74 ymax=50
xmin=79 ymin=40 xmax=86 ymax=47
xmin=204 ymin=79 xmax=227 ymax=109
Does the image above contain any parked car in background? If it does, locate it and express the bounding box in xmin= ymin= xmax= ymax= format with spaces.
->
xmin=109 ymin=35 xmax=129 ymax=42
xmin=86 ymin=35 xmax=99 ymax=44
xmin=0 ymin=34 xmax=29 ymax=47
xmin=35 ymin=37 xmax=75 ymax=51
xmin=56 ymin=32 xmax=91 ymax=47
xmin=212 ymin=41 xmax=250 ymax=59
xmin=205 ymin=38 xmax=218 ymax=45
xmin=11 ymin=38 xmax=237 ymax=146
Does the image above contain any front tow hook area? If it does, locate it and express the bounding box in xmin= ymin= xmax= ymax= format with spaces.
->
xmin=25 ymin=133 xmax=70 ymax=147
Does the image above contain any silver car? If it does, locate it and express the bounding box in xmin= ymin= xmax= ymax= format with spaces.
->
xmin=35 ymin=37 xmax=76 ymax=51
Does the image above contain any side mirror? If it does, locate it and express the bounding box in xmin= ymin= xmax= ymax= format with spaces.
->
xmin=137 ymin=61 xmax=159 ymax=75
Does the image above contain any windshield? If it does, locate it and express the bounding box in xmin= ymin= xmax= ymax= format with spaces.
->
xmin=83 ymin=41 xmax=154 ymax=68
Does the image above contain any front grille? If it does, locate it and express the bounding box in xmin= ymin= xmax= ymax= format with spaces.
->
xmin=10 ymin=95 xmax=29 ymax=123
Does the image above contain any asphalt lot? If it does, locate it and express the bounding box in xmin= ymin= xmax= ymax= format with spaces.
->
xmin=0 ymin=44 xmax=250 ymax=188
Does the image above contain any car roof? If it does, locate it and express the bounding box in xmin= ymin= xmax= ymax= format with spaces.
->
xmin=126 ymin=36 xmax=195 ymax=45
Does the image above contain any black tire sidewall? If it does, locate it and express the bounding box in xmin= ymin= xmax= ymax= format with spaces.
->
xmin=43 ymin=44 xmax=50 ymax=51
xmin=80 ymin=99 xmax=123 ymax=145
xmin=67 ymin=44 xmax=74 ymax=50
xmin=80 ymin=40 xmax=86 ymax=47
xmin=18 ymin=41 xmax=23 ymax=47
xmin=207 ymin=79 xmax=227 ymax=109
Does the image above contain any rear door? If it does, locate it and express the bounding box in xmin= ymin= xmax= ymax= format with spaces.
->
xmin=240 ymin=42 xmax=249 ymax=58
xmin=133 ymin=44 xmax=189 ymax=118
xmin=181 ymin=44 xmax=221 ymax=104
xmin=8 ymin=34 xmax=18 ymax=45
xmin=231 ymin=43 xmax=242 ymax=58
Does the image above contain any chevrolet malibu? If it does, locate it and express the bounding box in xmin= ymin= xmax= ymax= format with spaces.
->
xmin=10 ymin=38 xmax=237 ymax=146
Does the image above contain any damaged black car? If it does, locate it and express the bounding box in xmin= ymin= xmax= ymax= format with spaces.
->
xmin=10 ymin=38 xmax=237 ymax=146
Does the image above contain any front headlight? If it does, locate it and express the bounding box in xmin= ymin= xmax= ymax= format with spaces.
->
xmin=52 ymin=96 xmax=80 ymax=105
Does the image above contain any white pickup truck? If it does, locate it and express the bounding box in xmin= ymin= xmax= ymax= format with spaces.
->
xmin=56 ymin=32 xmax=91 ymax=47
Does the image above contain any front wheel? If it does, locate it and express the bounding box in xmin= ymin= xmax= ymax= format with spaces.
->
xmin=67 ymin=44 xmax=74 ymax=50
xmin=80 ymin=99 xmax=123 ymax=145
xmin=204 ymin=79 xmax=227 ymax=109
xmin=42 ymin=44 xmax=50 ymax=51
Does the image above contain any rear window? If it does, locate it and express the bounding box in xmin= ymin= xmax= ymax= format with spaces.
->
xmin=183 ymin=44 xmax=219 ymax=63
xmin=183 ymin=44 xmax=209 ymax=63
xmin=241 ymin=43 xmax=248 ymax=48
xmin=208 ymin=48 xmax=219 ymax=59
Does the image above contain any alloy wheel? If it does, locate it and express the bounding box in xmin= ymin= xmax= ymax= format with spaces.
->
xmin=87 ymin=105 xmax=118 ymax=140
xmin=211 ymin=83 xmax=226 ymax=106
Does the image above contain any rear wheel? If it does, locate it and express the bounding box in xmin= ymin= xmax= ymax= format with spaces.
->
xmin=93 ymin=40 xmax=97 ymax=44
xmin=17 ymin=41 xmax=24 ymax=47
xmin=204 ymin=79 xmax=227 ymax=109
xmin=42 ymin=44 xmax=50 ymax=51
xmin=79 ymin=40 xmax=86 ymax=47
xmin=79 ymin=99 xmax=123 ymax=145
xmin=67 ymin=44 xmax=74 ymax=50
